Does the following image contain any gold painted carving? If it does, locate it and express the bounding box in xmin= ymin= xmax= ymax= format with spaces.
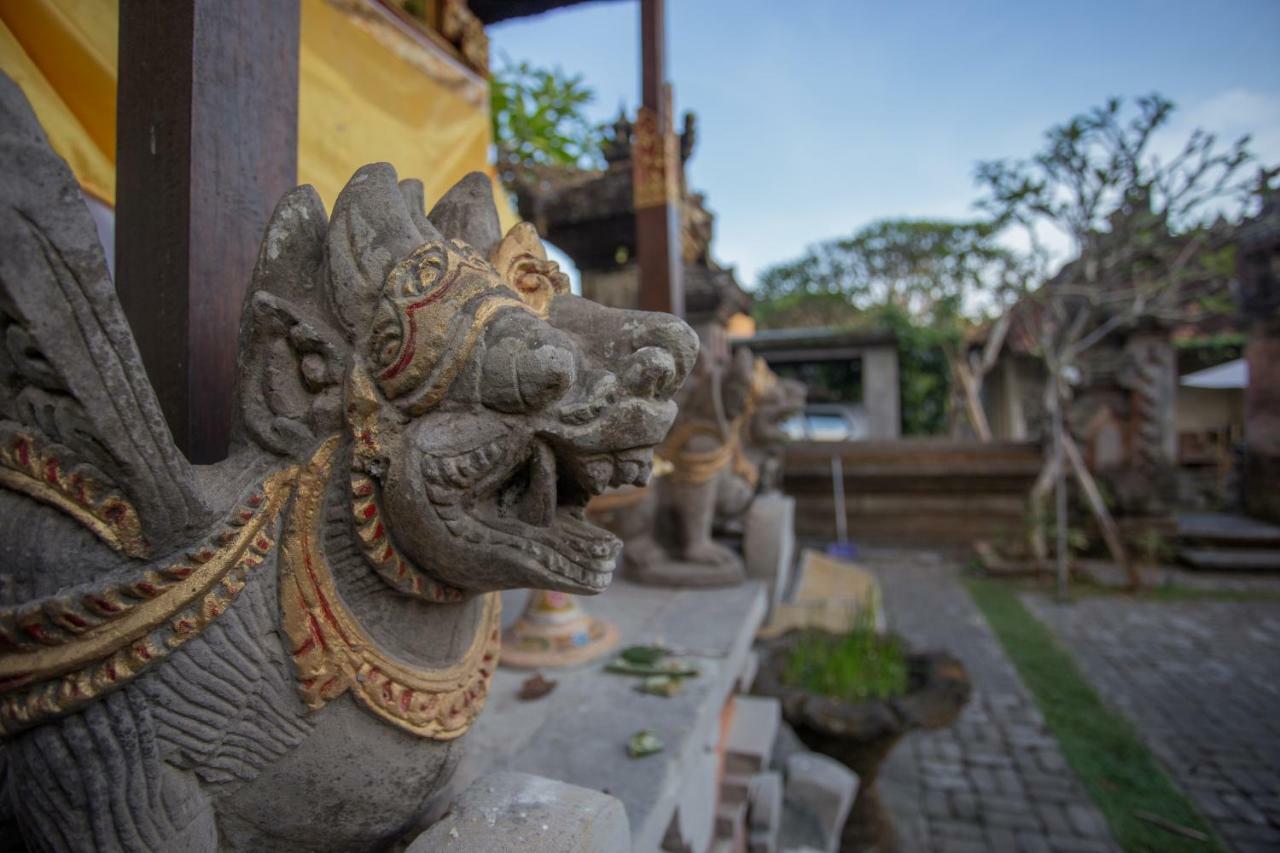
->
xmin=281 ymin=437 xmax=501 ymax=741
xmin=0 ymin=467 xmax=296 ymax=736
xmin=373 ymin=240 xmax=534 ymax=414
xmin=632 ymin=102 xmax=680 ymax=210
xmin=490 ymin=222 xmax=571 ymax=317
xmin=439 ymin=0 xmax=489 ymax=73
xmin=350 ymin=471 xmax=466 ymax=603
xmin=661 ymin=420 xmax=737 ymax=486
xmin=0 ymin=431 xmax=148 ymax=559
xmin=726 ymin=358 xmax=778 ymax=491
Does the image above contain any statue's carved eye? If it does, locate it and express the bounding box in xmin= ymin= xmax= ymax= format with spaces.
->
xmin=369 ymin=300 xmax=405 ymax=372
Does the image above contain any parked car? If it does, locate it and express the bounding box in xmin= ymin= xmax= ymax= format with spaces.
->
xmin=781 ymin=403 xmax=868 ymax=441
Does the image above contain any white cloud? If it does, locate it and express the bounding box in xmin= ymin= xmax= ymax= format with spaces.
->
xmin=1167 ymin=89 xmax=1280 ymax=165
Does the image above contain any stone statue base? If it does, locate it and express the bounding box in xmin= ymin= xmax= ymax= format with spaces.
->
xmin=625 ymin=555 xmax=746 ymax=588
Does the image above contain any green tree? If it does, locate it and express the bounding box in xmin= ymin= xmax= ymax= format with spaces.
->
xmin=755 ymin=218 xmax=1021 ymax=327
xmin=753 ymin=218 xmax=1025 ymax=436
xmin=490 ymin=58 xmax=602 ymax=188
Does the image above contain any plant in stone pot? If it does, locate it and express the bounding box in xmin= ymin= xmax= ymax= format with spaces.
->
xmin=755 ymin=624 xmax=971 ymax=852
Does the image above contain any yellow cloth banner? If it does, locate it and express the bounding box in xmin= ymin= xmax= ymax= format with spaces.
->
xmin=0 ymin=0 xmax=515 ymax=228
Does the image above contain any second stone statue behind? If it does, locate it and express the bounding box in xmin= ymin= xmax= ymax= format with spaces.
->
xmin=590 ymin=315 xmax=805 ymax=590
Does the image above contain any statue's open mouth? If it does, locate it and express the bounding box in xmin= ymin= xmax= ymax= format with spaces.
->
xmin=471 ymin=438 xmax=655 ymax=592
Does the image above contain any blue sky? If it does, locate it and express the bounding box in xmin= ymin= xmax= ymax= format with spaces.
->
xmin=490 ymin=0 xmax=1280 ymax=289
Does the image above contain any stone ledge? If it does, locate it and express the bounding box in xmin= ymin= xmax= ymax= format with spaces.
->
xmin=459 ymin=579 xmax=767 ymax=852
xmin=408 ymin=771 xmax=629 ymax=853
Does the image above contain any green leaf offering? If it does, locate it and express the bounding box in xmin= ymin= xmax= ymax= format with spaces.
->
xmin=605 ymin=658 xmax=700 ymax=678
xmin=636 ymin=675 xmax=684 ymax=697
xmin=619 ymin=645 xmax=667 ymax=666
xmin=627 ymin=730 xmax=663 ymax=758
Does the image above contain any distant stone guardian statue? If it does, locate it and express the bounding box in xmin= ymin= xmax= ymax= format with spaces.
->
xmin=714 ymin=357 xmax=807 ymax=532
xmin=591 ymin=329 xmax=754 ymax=587
xmin=0 ymin=77 xmax=695 ymax=852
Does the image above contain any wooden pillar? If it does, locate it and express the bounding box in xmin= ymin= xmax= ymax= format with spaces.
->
xmin=633 ymin=0 xmax=683 ymax=317
xmin=115 ymin=0 xmax=300 ymax=463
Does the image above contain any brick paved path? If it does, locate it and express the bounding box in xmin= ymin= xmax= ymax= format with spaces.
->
xmin=1026 ymin=594 xmax=1280 ymax=853
xmin=863 ymin=551 xmax=1118 ymax=853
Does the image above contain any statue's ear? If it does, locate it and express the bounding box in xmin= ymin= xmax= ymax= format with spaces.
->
xmin=327 ymin=163 xmax=425 ymax=340
xmin=398 ymin=178 xmax=444 ymax=241
xmin=428 ymin=172 xmax=503 ymax=257
xmin=233 ymin=186 xmax=350 ymax=458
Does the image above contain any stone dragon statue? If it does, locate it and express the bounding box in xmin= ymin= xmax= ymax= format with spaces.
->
xmin=0 ymin=78 xmax=695 ymax=852
xmin=713 ymin=358 xmax=807 ymax=533
xmin=590 ymin=329 xmax=754 ymax=587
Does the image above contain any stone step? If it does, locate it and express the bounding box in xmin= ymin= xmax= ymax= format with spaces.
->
xmin=1176 ymin=511 xmax=1280 ymax=547
xmin=1179 ymin=546 xmax=1280 ymax=572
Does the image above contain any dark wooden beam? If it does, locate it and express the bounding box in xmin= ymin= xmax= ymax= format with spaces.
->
xmin=633 ymin=0 xmax=683 ymax=317
xmin=115 ymin=0 xmax=299 ymax=463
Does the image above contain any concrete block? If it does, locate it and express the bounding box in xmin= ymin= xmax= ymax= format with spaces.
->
xmin=744 ymin=494 xmax=796 ymax=613
xmin=747 ymin=771 xmax=784 ymax=853
xmin=737 ymin=649 xmax=760 ymax=693
xmin=782 ymin=751 xmax=858 ymax=853
xmin=714 ymin=796 xmax=748 ymax=840
xmin=408 ymin=771 xmax=630 ymax=853
xmin=661 ymin=748 xmax=719 ymax=852
xmin=725 ymin=695 xmax=782 ymax=776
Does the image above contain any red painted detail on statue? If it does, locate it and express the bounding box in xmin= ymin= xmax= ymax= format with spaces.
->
xmin=87 ymin=596 xmax=120 ymax=614
xmin=378 ymin=276 xmax=459 ymax=382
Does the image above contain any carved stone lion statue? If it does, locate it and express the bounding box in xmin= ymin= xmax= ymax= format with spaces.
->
xmin=714 ymin=358 xmax=807 ymax=532
xmin=0 ymin=77 xmax=696 ymax=852
xmin=590 ymin=328 xmax=753 ymax=587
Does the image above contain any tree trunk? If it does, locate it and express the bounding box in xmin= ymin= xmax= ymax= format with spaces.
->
xmin=953 ymin=358 xmax=993 ymax=442
xmin=1028 ymin=452 xmax=1058 ymax=567
xmin=1062 ymin=432 xmax=1139 ymax=590
xmin=1049 ymin=381 xmax=1069 ymax=600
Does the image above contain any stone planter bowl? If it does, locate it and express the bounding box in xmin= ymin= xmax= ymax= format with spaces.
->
xmin=754 ymin=629 xmax=971 ymax=852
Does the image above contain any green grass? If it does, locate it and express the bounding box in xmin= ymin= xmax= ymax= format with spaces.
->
xmin=782 ymin=628 xmax=908 ymax=702
xmin=961 ymin=567 xmax=1280 ymax=605
xmin=965 ymin=578 xmax=1226 ymax=853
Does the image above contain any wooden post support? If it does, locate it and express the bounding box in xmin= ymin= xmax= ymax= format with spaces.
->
xmin=115 ymin=0 xmax=300 ymax=463
xmin=633 ymin=0 xmax=683 ymax=317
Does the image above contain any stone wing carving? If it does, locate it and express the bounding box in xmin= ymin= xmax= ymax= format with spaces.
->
xmin=0 ymin=75 xmax=205 ymax=558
